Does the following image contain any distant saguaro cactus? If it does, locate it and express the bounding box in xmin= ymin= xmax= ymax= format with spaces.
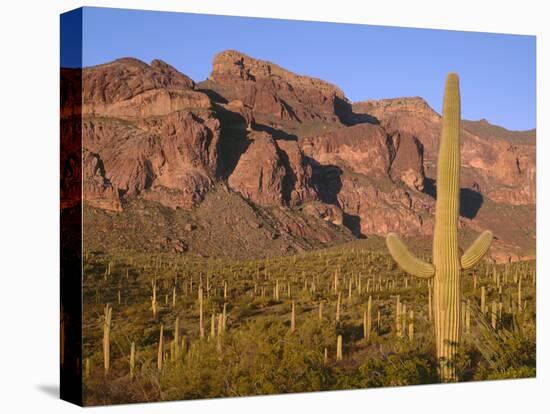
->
xmin=151 ymin=280 xmax=158 ymax=319
xmin=199 ymin=287 xmax=205 ymax=338
xmin=290 ymin=300 xmax=296 ymax=332
xmin=481 ymin=286 xmax=486 ymax=315
xmin=130 ymin=342 xmax=136 ymax=379
xmin=491 ymin=301 xmax=498 ymax=329
xmin=336 ymin=335 xmax=343 ymax=361
xmin=274 ymin=279 xmax=280 ymax=301
xmin=428 ymin=281 xmax=433 ymax=322
xmin=85 ymin=357 xmax=90 ymax=379
xmin=102 ymin=304 xmax=112 ymax=375
xmin=157 ymin=325 xmax=164 ymax=372
xmin=174 ymin=317 xmax=180 ymax=347
xmin=408 ymin=310 xmax=414 ymax=342
xmin=364 ymin=295 xmax=372 ymax=342
xmin=395 ymin=296 xmax=402 ymax=339
xmin=517 ymin=278 xmax=522 ymax=313
xmin=210 ymin=312 xmax=216 ymax=338
xmin=336 ymin=292 xmax=341 ymax=323
xmin=217 ymin=313 xmax=223 ymax=353
xmin=465 ymin=299 xmax=471 ymax=333
xmin=386 ymin=73 xmax=493 ymax=381
xmin=222 ymin=303 xmax=227 ymax=332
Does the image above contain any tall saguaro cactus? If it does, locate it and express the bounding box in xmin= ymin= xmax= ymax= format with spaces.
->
xmin=386 ymin=73 xmax=493 ymax=381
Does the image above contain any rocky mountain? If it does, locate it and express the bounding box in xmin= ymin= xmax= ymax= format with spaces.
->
xmin=62 ymin=50 xmax=535 ymax=261
xmin=354 ymin=98 xmax=536 ymax=206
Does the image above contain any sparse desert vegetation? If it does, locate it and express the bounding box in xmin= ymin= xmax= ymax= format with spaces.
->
xmin=81 ymin=244 xmax=535 ymax=405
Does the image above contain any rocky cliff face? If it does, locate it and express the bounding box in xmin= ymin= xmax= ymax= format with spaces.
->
xmin=353 ymin=98 xmax=536 ymax=206
xmin=227 ymin=131 xmax=288 ymax=206
xmin=82 ymin=150 xmax=122 ymax=212
xmin=201 ymin=50 xmax=352 ymax=125
xmin=227 ymin=131 xmax=317 ymax=207
xmin=302 ymin=123 xmax=425 ymax=191
xmin=81 ymin=59 xmax=221 ymax=210
xmin=300 ymin=123 xmax=431 ymax=237
xmin=77 ymin=52 xmax=535 ymax=261
xmin=461 ymin=122 xmax=536 ymax=206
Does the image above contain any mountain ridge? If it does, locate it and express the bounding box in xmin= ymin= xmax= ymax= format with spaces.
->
xmin=61 ymin=50 xmax=535 ymax=261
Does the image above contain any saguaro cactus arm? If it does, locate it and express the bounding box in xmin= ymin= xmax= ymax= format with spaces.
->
xmin=386 ymin=233 xmax=435 ymax=279
xmin=460 ymin=230 xmax=493 ymax=270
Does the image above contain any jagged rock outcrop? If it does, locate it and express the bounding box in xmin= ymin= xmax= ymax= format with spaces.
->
xmin=336 ymin=175 xmax=431 ymax=237
xmin=224 ymin=99 xmax=255 ymax=130
xmin=388 ymin=131 xmax=427 ymax=191
xmin=277 ymin=140 xmax=317 ymax=205
xmin=82 ymin=110 xmax=220 ymax=209
xmin=228 ymin=132 xmax=287 ymax=206
xmin=353 ymin=97 xmax=441 ymax=160
xmin=82 ymin=119 xmax=156 ymax=198
xmin=83 ymin=58 xmax=195 ymax=103
xmin=81 ymin=58 xmax=221 ymax=209
xmin=203 ymin=50 xmax=352 ymax=124
xmin=354 ymin=97 xmax=536 ymax=205
xmin=461 ymin=121 xmax=536 ymax=205
xmin=227 ymin=132 xmax=317 ymax=207
xmin=82 ymin=58 xmax=210 ymax=120
xmin=302 ymin=124 xmax=392 ymax=178
xmin=302 ymin=123 xmax=426 ymax=191
xmin=300 ymin=122 xmax=431 ymax=237
xmin=82 ymin=150 xmax=122 ymax=211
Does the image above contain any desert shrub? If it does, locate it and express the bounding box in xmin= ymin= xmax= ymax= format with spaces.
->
xmin=356 ymin=347 xmax=438 ymax=388
xmin=160 ymin=319 xmax=337 ymax=400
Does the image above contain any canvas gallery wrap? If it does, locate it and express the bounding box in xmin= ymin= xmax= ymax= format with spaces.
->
xmin=60 ymin=6 xmax=536 ymax=406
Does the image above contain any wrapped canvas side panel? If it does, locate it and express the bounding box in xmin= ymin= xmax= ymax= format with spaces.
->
xmin=60 ymin=8 xmax=83 ymax=406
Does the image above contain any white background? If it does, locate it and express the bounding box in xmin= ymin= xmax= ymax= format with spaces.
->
xmin=0 ymin=0 xmax=547 ymax=412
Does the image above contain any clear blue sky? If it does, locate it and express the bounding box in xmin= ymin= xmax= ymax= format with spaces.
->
xmin=69 ymin=7 xmax=535 ymax=130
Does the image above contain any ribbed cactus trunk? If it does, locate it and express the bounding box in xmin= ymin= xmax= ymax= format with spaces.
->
xmin=386 ymin=73 xmax=493 ymax=382
xmin=433 ymin=73 xmax=461 ymax=381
